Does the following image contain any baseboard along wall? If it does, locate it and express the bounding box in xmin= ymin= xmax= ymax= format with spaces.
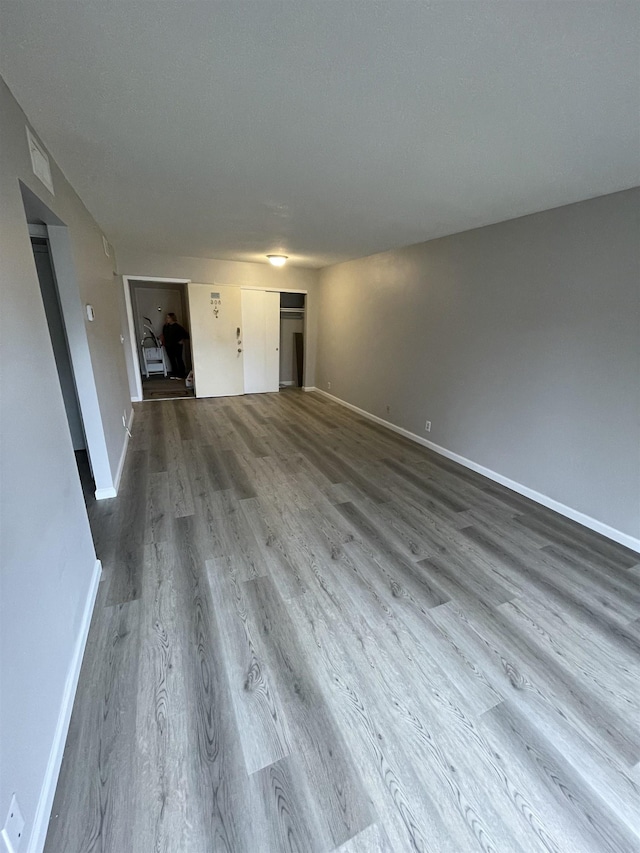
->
xmin=95 ymin=407 xmax=135 ymax=501
xmin=27 ymin=558 xmax=102 ymax=853
xmin=311 ymin=388 xmax=640 ymax=554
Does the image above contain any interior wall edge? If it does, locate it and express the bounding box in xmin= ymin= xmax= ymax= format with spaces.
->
xmin=314 ymin=388 xmax=640 ymax=555
xmin=1 ymin=77 xmax=131 ymax=847
xmin=26 ymin=558 xmax=102 ymax=853
xmin=94 ymin=405 xmax=133 ymax=499
xmin=316 ymin=189 xmax=639 ymax=540
xmin=108 ymin=407 xmax=135 ymax=499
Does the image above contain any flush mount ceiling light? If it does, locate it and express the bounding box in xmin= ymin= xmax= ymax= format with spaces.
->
xmin=267 ymin=254 xmax=288 ymax=267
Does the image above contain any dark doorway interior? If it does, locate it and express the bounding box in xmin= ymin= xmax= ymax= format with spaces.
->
xmin=279 ymin=291 xmax=305 ymax=388
xmin=30 ymin=227 xmax=94 ymax=493
xmin=130 ymin=279 xmax=194 ymax=401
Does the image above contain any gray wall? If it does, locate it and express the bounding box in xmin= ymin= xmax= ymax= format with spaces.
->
xmin=117 ymin=248 xmax=320 ymax=389
xmin=317 ymin=189 xmax=640 ymax=542
xmin=0 ymin=77 xmax=132 ymax=850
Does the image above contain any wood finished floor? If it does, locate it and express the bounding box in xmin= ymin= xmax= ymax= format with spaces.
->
xmin=142 ymin=375 xmax=194 ymax=400
xmin=47 ymin=390 xmax=640 ymax=853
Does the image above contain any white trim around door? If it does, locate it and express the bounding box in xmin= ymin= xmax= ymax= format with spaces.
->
xmin=121 ymin=275 xmax=191 ymax=402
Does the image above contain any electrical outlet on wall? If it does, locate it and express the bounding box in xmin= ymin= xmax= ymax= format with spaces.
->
xmin=2 ymin=794 xmax=25 ymax=852
xmin=425 ymin=420 xmax=432 ymax=432
xmin=386 ymin=405 xmax=391 ymax=415
xmin=327 ymin=381 xmax=331 ymax=390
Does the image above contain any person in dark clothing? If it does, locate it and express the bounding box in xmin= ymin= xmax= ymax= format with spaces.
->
xmin=162 ymin=313 xmax=189 ymax=378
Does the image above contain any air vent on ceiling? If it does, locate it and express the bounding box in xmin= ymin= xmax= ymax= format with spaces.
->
xmin=26 ymin=126 xmax=54 ymax=195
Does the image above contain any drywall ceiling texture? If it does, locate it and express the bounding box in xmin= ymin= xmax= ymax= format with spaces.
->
xmin=1 ymin=2 xmax=638 ymax=268
xmin=317 ymin=189 xmax=640 ymax=544
xmin=0 ymin=78 xmax=131 ymax=851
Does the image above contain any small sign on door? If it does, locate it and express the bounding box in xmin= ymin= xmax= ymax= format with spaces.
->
xmin=210 ymin=292 xmax=221 ymax=318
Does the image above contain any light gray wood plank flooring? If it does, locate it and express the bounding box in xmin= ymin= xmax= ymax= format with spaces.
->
xmin=48 ymin=391 xmax=640 ymax=852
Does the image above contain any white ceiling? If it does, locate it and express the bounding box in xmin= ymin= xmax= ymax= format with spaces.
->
xmin=1 ymin=2 xmax=638 ymax=268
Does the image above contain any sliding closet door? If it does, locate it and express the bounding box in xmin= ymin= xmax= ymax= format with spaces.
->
xmin=242 ymin=290 xmax=280 ymax=393
xmin=263 ymin=291 xmax=280 ymax=392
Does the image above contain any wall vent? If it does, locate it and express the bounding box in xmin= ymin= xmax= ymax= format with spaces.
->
xmin=26 ymin=126 xmax=54 ymax=195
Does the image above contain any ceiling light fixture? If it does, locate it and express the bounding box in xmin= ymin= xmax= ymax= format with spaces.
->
xmin=267 ymin=254 xmax=288 ymax=267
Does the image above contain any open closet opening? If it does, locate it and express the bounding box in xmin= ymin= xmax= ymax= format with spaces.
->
xmin=129 ymin=279 xmax=194 ymax=401
xmin=279 ymin=292 xmax=305 ymax=389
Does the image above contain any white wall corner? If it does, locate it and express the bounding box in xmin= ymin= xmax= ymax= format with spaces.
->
xmin=314 ymin=389 xmax=640 ymax=554
xmin=94 ymin=486 xmax=117 ymax=500
xmin=95 ymin=406 xmax=134 ymax=500
xmin=27 ymin=558 xmax=102 ymax=853
xmin=113 ymin=408 xmax=134 ymax=492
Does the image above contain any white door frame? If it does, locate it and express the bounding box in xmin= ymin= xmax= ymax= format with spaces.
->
xmin=220 ymin=285 xmax=309 ymax=389
xmin=45 ymin=226 xmax=115 ymax=497
xmin=21 ymin=183 xmax=117 ymax=498
xmin=274 ymin=288 xmax=309 ymax=390
xmin=122 ymin=275 xmax=190 ymax=401
xmin=121 ymin=277 xmax=309 ymax=398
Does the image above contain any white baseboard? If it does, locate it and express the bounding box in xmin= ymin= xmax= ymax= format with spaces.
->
xmin=114 ymin=408 xmax=135 ymax=493
xmin=28 ymin=558 xmax=102 ymax=853
xmin=279 ymin=380 xmax=295 ymax=387
xmin=94 ymin=485 xmax=117 ymax=500
xmin=313 ymin=388 xmax=640 ymax=554
xmin=302 ymin=386 xmax=317 ymax=392
xmin=95 ymin=408 xmax=134 ymax=501
xmin=130 ymin=395 xmax=142 ymax=403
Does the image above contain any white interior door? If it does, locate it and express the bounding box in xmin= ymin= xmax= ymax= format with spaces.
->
xmin=242 ymin=290 xmax=280 ymax=393
xmin=264 ymin=291 xmax=280 ymax=392
xmin=188 ymin=283 xmax=244 ymax=397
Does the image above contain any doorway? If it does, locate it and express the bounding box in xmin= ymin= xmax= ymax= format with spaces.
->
xmin=186 ymin=285 xmax=306 ymax=398
xmin=279 ymin=292 xmax=305 ymax=388
xmin=122 ymin=279 xmax=309 ymax=400
xmin=29 ymin=224 xmax=94 ymax=494
xmin=20 ymin=182 xmax=116 ymax=499
xmin=129 ymin=279 xmax=194 ymax=401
